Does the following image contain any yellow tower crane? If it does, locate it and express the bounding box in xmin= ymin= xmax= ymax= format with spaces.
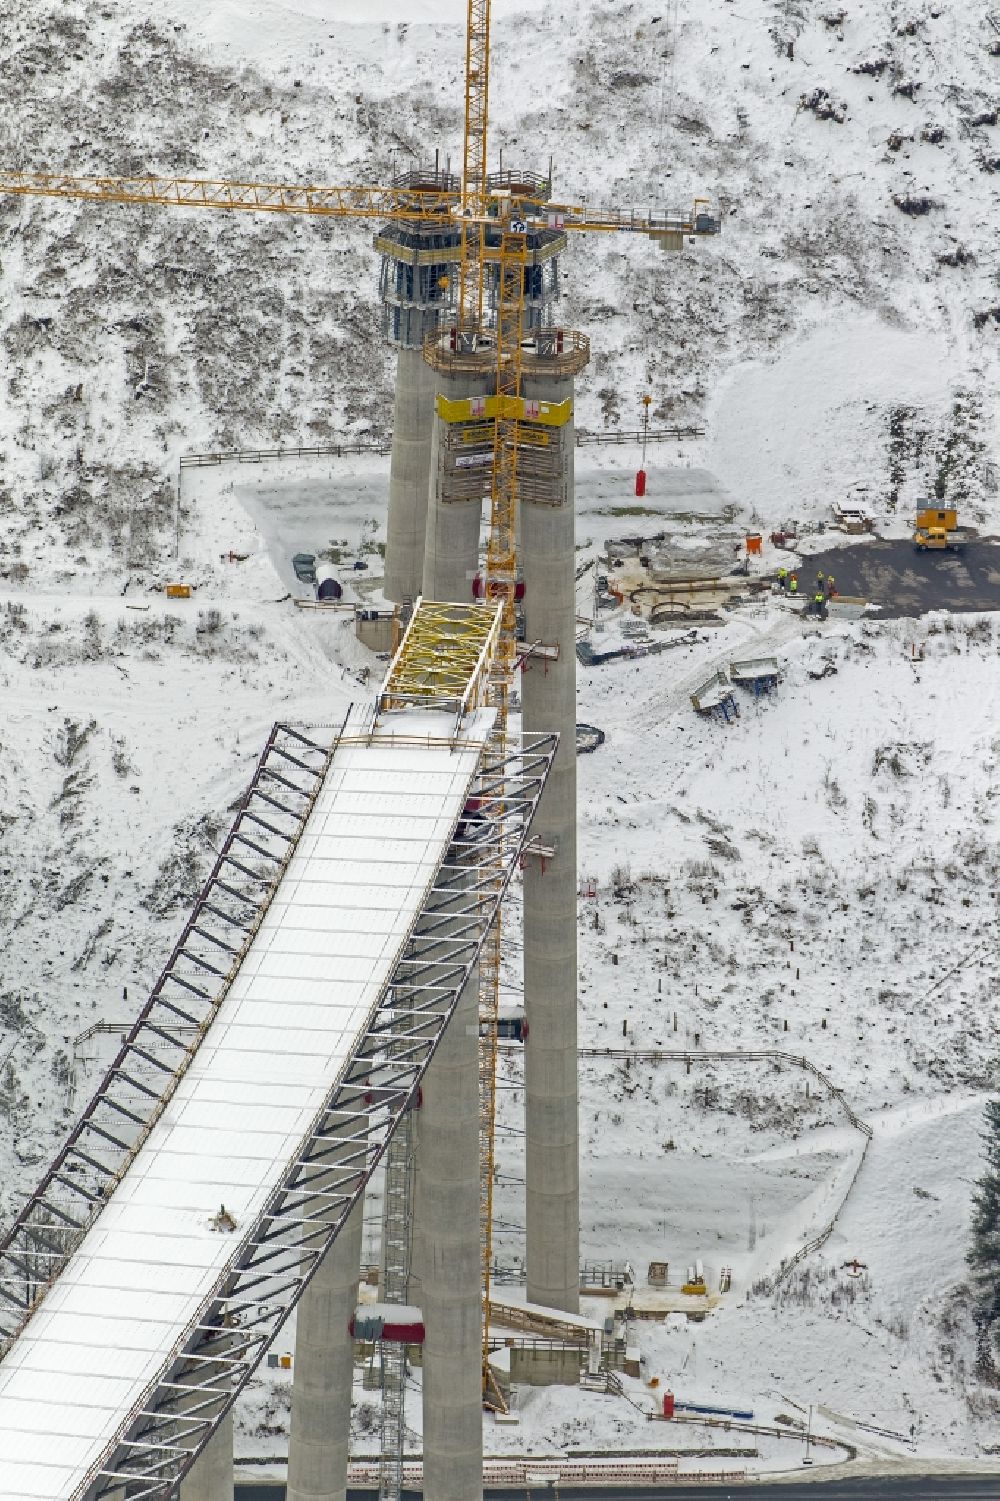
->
xmin=0 ymin=0 xmax=718 ymax=1419
xmin=0 ymin=167 xmax=715 ymax=240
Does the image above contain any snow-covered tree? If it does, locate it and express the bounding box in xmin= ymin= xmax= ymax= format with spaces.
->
xmin=968 ymin=1097 xmax=1000 ymax=1332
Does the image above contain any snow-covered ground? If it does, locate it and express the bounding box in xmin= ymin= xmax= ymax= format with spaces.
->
xmin=4 ymin=0 xmax=1000 ymax=1480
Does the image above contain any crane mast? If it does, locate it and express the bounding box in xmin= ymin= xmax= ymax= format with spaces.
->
xmin=451 ymin=0 xmax=518 ymax=1407
xmin=458 ymin=0 xmax=531 ymax=1407
xmin=476 ymin=221 xmax=527 ymax=1406
xmin=459 ymin=0 xmax=491 ymax=333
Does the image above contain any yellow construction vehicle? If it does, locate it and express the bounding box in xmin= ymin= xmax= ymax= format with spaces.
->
xmin=913 ymin=506 xmax=972 ymax=551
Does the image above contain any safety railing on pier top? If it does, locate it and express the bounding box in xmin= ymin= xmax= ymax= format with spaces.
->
xmin=0 ymin=600 xmax=557 ymax=1501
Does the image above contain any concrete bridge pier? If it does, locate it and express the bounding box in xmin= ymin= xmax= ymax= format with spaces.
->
xmin=411 ymin=970 xmax=483 ymax=1501
xmin=179 ymin=1409 xmax=233 ymax=1501
xmin=287 ymin=1161 xmax=366 ymax=1501
xmin=519 ymin=343 xmax=588 ymax=1316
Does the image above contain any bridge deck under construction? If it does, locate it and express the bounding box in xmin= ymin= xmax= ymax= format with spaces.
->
xmin=0 ymin=601 xmax=555 ymax=1501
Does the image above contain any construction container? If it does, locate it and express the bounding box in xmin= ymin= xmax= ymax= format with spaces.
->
xmin=355 ymin=608 xmax=396 ymax=654
xmin=916 ymin=506 xmax=957 ymax=532
xmin=165 ymin=583 xmax=191 ymax=599
xmin=675 ymin=1398 xmax=754 ymax=1420
xmin=662 ymin=1391 xmax=675 ymax=1418
xmin=745 ymin=533 xmax=762 ymax=555
xmin=350 ymin=1303 xmax=426 ymax=1345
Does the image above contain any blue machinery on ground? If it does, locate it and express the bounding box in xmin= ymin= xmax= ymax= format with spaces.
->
xmin=691 ymin=657 xmax=781 ymax=722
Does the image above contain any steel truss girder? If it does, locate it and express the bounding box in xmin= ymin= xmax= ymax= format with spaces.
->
xmin=0 ymin=719 xmax=343 ymax=1335
xmin=0 ymin=725 xmax=554 ymax=1500
xmin=77 ymin=729 xmax=555 ymax=1500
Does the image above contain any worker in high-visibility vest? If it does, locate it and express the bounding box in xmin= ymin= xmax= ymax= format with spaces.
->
xmin=827 ymin=575 xmax=836 ymax=599
xmin=789 ymin=573 xmax=799 ymax=594
xmin=777 ymin=567 xmax=787 ymax=592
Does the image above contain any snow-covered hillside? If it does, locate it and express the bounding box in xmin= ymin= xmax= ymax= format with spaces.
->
xmin=3 ymin=0 xmax=1000 ymax=1477
xmin=3 ymin=0 xmax=1000 ymax=573
xmin=486 ymin=605 xmax=1000 ymax=1458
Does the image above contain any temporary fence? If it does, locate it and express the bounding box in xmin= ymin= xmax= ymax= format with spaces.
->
xmin=575 ymin=426 xmax=705 ymax=446
xmin=577 ymin=1046 xmax=874 ymax=1290
xmin=178 ymin=425 xmax=705 ymax=477
xmin=343 ymin=1458 xmax=745 ymax=1488
xmin=179 ymin=440 xmax=391 ymax=470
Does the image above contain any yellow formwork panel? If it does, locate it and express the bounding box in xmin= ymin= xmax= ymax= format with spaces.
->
xmin=378 ymin=598 xmax=501 ymax=716
xmin=436 ymin=392 xmax=572 ymax=427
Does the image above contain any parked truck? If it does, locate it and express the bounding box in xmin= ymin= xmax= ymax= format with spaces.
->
xmin=913 ymin=506 xmax=973 ymax=552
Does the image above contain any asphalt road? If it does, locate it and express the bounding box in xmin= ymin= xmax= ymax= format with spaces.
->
xmin=234 ymin=1479 xmax=1000 ymax=1501
xmin=803 ymin=538 xmax=1000 ymax=618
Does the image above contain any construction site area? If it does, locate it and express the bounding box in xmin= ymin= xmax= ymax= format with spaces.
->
xmin=2 ymin=0 xmax=1000 ymax=1497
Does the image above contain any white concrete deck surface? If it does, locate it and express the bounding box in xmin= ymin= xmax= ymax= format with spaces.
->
xmin=0 ymin=704 xmax=493 ymax=1500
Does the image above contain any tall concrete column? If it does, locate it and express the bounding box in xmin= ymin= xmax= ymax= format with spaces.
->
xmin=421 ymin=367 xmax=491 ymax=603
xmin=180 ymin=1409 xmax=233 ymax=1501
xmin=411 ymin=969 xmax=483 ymax=1501
xmin=520 ymin=364 xmax=581 ymax=1314
xmin=384 ymin=349 xmax=439 ymax=604
xmin=286 ymin=1194 xmax=364 ymax=1501
xmin=374 ymin=168 xmax=462 ymax=602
